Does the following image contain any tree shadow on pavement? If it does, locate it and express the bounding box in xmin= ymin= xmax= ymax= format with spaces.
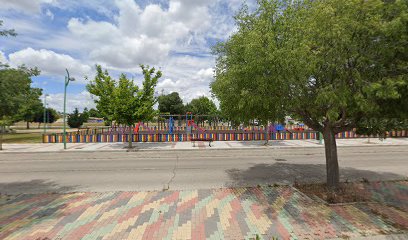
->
xmin=0 ymin=179 xmax=78 ymax=195
xmin=226 ymin=163 xmax=405 ymax=188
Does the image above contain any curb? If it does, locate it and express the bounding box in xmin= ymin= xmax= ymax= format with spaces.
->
xmin=0 ymin=143 xmax=407 ymax=154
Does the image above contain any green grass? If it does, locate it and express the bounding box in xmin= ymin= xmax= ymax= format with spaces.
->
xmin=1 ymin=133 xmax=43 ymax=143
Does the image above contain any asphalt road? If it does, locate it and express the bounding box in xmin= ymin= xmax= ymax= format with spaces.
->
xmin=0 ymin=146 xmax=407 ymax=195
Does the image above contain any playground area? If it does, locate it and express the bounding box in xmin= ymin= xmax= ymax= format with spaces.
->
xmin=42 ymin=118 xmax=408 ymax=144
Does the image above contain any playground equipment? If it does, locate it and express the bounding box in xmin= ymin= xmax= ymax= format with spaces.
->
xmin=188 ymin=119 xmax=206 ymax=133
xmin=134 ymin=122 xmax=154 ymax=134
xmin=168 ymin=117 xmax=174 ymax=134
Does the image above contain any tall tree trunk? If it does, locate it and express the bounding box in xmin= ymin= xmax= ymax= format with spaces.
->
xmin=0 ymin=126 xmax=3 ymax=151
xmin=26 ymin=121 xmax=30 ymax=129
xmin=128 ymin=124 xmax=133 ymax=149
xmin=323 ymin=127 xmax=340 ymax=190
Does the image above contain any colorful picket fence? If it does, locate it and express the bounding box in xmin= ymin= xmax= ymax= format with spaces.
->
xmin=72 ymin=125 xmax=311 ymax=135
xmin=42 ymin=130 xmax=408 ymax=143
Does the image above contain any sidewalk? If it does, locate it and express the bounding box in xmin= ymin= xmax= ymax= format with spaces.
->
xmin=1 ymin=138 xmax=408 ymax=153
xmin=1 ymin=181 xmax=407 ymax=240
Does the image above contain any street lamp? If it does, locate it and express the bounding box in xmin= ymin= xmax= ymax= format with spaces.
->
xmin=43 ymin=94 xmax=49 ymax=134
xmin=63 ymin=69 xmax=75 ymax=150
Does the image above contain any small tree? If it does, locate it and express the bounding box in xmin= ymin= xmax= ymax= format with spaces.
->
xmin=67 ymin=108 xmax=86 ymax=128
xmin=87 ymin=65 xmax=161 ymax=148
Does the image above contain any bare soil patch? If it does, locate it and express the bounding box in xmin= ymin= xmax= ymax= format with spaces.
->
xmin=294 ymin=181 xmax=370 ymax=204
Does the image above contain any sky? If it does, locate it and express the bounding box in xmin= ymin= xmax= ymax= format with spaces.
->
xmin=0 ymin=0 xmax=256 ymax=112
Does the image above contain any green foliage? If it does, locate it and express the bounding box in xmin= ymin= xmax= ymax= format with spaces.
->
xmin=67 ymin=108 xmax=87 ymax=128
xmin=86 ymin=65 xmax=116 ymax=123
xmin=186 ymin=96 xmax=217 ymax=116
xmin=158 ymin=92 xmax=185 ymax=115
xmin=87 ymin=65 xmax=161 ymax=147
xmin=0 ymin=65 xmax=40 ymax=126
xmin=212 ymin=0 xmax=407 ymax=132
xmin=185 ymin=96 xmax=218 ymax=124
xmin=34 ymin=107 xmax=58 ymax=124
xmin=88 ymin=108 xmax=102 ymax=118
xmin=0 ymin=20 xmax=16 ymax=37
xmin=17 ymin=88 xmax=43 ymax=128
xmin=0 ymin=65 xmax=40 ymax=150
xmin=113 ymin=74 xmax=140 ymax=126
xmin=211 ymin=0 xmax=407 ymax=188
xmin=82 ymin=107 xmax=90 ymax=123
xmin=136 ymin=65 xmax=162 ymax=122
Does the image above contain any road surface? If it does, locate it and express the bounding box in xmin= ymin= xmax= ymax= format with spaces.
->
xmin=0 ymin=146 xmax=407 ymax=194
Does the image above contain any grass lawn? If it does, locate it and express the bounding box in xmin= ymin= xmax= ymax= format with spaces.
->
xmin=1 ymin=133 xmax=43 ymax=144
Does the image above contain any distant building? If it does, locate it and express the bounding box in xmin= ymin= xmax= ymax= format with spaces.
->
xmin=87 ymin=117 xmax=104 ymax=123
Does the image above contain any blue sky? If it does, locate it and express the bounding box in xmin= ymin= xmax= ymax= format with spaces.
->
xmin=0 ymin=0 xmax=255 ymax=112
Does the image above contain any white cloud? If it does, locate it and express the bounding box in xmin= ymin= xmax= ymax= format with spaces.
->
xmin=63 ymin=0 xmax=215 ymax=69
xmin=8 ymin=48 xmax=92 ymax=81
xmin=45 ymin=9 xmax=54 ymax=20
xmin=0 ymin=51 xmax=6 ymax=63
xmin=1 ymin=0 xmax=256 ymax=110
xmin=45 ymin=91 xmax=95 ymax=112
xmin=197 ymin=68 xmax=214 ymax=81
xmin=156 ymin=56 xmax=216 ymax=103
xmin=0 ymin=0 xmax=56 ymax=13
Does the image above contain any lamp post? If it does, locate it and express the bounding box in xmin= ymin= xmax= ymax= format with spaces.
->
xmin=63 ymin=69 xmax=75 ymax=150
xmin=43 ymin=94 xmax=49 ymax=134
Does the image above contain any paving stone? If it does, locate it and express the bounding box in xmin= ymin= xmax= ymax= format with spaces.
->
xmin=0 ymin=181 xmax=407 ymax=239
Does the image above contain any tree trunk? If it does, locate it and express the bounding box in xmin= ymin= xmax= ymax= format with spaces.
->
xmin=0 ymin=126 xmax=3 ymax=151
xmin=128 ymin=125 xmax=133 ymax=149
xmin=26 ymin=121 xmax=30 ymax=129
xmin=264 ymin=127 xmax=269 ymax=145
xmin=323 ymin=127 xmax=340 ymax=190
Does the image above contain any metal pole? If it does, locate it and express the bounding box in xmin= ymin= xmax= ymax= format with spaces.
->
xmin=43 ymin=95 xmax=46 ymax=134
xmin=63 ymin=76 xmax=68 ymax=150
xmin=43 ymin=94 xmax=48 ymax=134
xmin=63 ymin=69 xmax=75 ymax=150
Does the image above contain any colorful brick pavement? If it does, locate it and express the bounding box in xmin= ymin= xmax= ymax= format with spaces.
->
xmin=0 ymin=181 xmax=407 ymax=240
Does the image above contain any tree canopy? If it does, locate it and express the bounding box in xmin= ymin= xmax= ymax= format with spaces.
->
xmin=68 ymin=108 xmax=87 ymax=128
xmin=86 ymin=65 xmax=116 ymax=124
xmin=34 ymin=107 xmax=58 ymax=125
xmin=0 ymin=65 xmax=41 ymax=150
xmin=186 ymin=96 xmax=218 ymax=116
xmin=87 ymin=65 xmax=161 ymax=148
xmin=211 ymin=0 xmax=408 ymax=189
xmin=17 ymin=88 xmax=43 ymax=129
xmin=158 ymin=92 xmax=185 ymax=115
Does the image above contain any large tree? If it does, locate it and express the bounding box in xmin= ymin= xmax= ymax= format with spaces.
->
xmin=0 ymin=66 xmax=40 ymax=150
xmin=87 ymin=65 xmax=161 ymax=148
xmin=33 ymin=107 xmax=58 ymax=127
xmin=17 ymin=88 xmax=43 ymax=129
xmin=185 ymin=96 xmax=218 ymax=126
xmin=211 ymin=0 xmax=408 ymax=190
xmin=158 ymin=92 xmax=185 ymax=115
